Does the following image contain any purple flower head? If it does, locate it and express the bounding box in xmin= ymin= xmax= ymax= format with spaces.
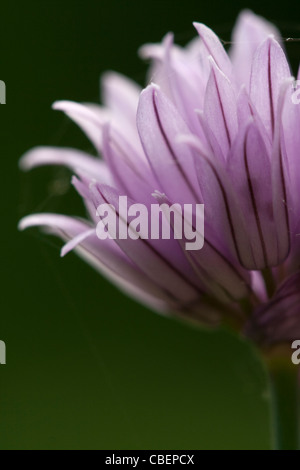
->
xmin=19 ymin=10 xmax=300 ymax=353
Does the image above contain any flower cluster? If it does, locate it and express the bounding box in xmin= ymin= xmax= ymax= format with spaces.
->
xmin=19 ymin=10 xmax=300 ymax=350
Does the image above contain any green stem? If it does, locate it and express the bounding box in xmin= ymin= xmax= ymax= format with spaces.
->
xmin=267 ymin=359 xmax=300 ymax=450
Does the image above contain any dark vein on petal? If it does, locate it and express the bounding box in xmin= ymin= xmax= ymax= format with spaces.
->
xmin=243 ymin=135 xmax=268 ymax=267
xmin=268 ymin=44 xmax=275 ymax=137
xmin=213 ymin=70 xmax=231 ymax=147
xmin=195 ymin=152 xmax=244 ymax=267
xmin=98 ymin=187 xmax=204 ymax=296
xmin=112 ymin=139 xmax=146 ymax=182
xmin=279 ymin=146 xmax=290 ymax=255
xmin=60 ymin=228 xmax=184 ymax=307
xmin=166 ymin=198 xmax=253 ymax=296
xmin=152 ymin=91 xmax=199 ymax=201
xmin=201 ymin=35 xmax=222 ymax=71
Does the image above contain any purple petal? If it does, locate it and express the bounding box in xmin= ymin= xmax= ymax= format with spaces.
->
xmin=153 ymin=191 xmax=251 ymax=301
xmin=137 ymin=84 xmax=200 ymax=205
xmin=236 ymin=86 xmax=272 ymax=152
xmin=178 ymin=134 xmax=255 ymax=269
xmin=101 ymin=124 xmax=158 ymax=206
xmin=230 ymin=9 xmax=281 ymax=89
xmin=53 ymin=101 xmax=111 ymax=153
xmin=250 ymin=37 xmax=291 ymax=139
xmin=89 ymin=182 xmax=204 ymax=304
xmin=245 ymin=272 xmax=300 ymax=346
xmin=271 ymin=80 xmax=293 ymax=264
xmin=18 ymin=213 xmax=172 ymax=312
xmin=101 ymin=71 xmax=141 ymax=121
xmin=19 ymin=146 xmax=112 ymax=183
xmin=228 ymin=120 xmax=279 ymax=269
xmin=140 ymin=34 xmax=208 ymax=136
xmin=101 ymin=72 xmax=143 ymax=152
xmin=280 ymin=79 xmax=300 ymax=232
xmin=195 ymin=110 xmax=225 ymax=163
xmin=203 ymin=58 xmax=238 ymax=159
xmin=193 ymin=22 xmax=232 ymax=78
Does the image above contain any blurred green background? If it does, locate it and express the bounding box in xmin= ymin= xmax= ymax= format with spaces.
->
xmin=1 ymin=0 xmax=300 ymax=450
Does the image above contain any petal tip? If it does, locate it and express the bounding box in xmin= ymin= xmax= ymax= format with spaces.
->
xmin=18 ymin=152 xmax=32 ymax=172
xmin=18 ymin=217 xmax=28 ymax=231
xmin=60 ymin=246 xmax=68 ymax=257
xmin=140 ymin=83 xmax=160 ymax=97
xmin=52 ymin=100 xmax=71 ymax=111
